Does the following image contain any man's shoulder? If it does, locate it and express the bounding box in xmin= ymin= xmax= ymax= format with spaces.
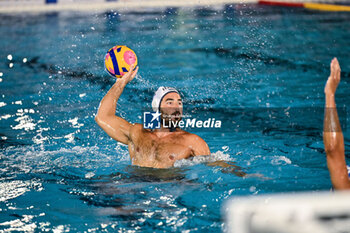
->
xmin=129 ymin=123 xmax=144 ymax=135
xmin=130 ymin=123 xmax=160 ymax=135
xmin=129 ymin=123 xmax=145 ymax=132
xmin=181 ymin=131 xmax=210 ymax=155
xmin=181 ymin=131 xmax=206 ymax=143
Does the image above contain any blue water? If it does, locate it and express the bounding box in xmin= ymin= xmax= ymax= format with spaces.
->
xmin=1 ymin=5 xmax=350 ymax=232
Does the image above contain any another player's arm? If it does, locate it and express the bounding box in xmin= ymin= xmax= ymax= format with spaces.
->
xmin=95 ymin=65 xmax=139 ymax=145
xmin=323 ymin=58 xmax=350 ymax=190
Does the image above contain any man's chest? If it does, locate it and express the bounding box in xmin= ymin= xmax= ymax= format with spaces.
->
xmin=129 ymin=131 xmax=194 ymax=167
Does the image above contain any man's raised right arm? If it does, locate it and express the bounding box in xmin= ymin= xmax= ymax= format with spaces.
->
xmin=95 ymin=65 xmax=139 ymax=145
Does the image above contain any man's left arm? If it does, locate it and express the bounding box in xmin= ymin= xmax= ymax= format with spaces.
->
xmin=190 ymin=134 xmax=211 ymax=156
xmin=190 ymin=134 xmax=247 ymax=177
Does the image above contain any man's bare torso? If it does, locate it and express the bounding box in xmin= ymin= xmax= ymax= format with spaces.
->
xmin=128 ymin=124 xmax=195 ymax=168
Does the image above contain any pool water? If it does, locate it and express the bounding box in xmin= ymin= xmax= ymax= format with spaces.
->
xmin=1 ymin=5 xmax=350 ymax=232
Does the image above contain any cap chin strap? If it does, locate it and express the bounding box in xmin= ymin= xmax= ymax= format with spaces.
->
xmin=169 ymin=126 xmax=178 ymax=132
xmin=151 ymin=127 xmax=178 ymax=132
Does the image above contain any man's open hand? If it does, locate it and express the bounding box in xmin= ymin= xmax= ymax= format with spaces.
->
xmin=119 ymin=65 xmax=139 ymax=85
xmin=325 ymin=58 xmax=341 ymax=96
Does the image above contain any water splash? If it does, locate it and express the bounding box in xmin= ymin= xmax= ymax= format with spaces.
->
xmin=174 ymin=150 xmax=234 ymax=167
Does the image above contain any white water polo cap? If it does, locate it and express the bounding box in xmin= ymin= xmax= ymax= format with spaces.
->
xmin=152 ymin=86 xmax=181 ymax=112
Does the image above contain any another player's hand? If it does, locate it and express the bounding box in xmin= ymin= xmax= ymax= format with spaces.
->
xmin=119 ymin=65 xmax=139 ymax=85
xmin=325 ymin=58 xmax=341 ymax=95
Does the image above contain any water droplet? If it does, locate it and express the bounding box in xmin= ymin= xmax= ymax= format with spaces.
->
xmin=249 ymin=186 xmax=256 ymax=192
xmin=222 ymin=146 xmax=229 ymax=152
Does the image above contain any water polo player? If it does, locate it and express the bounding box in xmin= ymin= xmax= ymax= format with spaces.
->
xmin=323 ymin=58 xmax=350 ymax=190
xmin=95 ymin=65 xmax=210 ymax=168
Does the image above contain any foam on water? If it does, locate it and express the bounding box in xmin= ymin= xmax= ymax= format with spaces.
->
xmin=0 ymin=180 xmax=42 ymax=202
xmin=174 ymin=150 xmax=234 ymax=167
xmin=271 ymin=155 xmax=292 ymax=165
xmin=0 ymin=144 xmax=130 ymax=176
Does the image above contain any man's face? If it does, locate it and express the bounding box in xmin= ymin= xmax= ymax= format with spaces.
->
xmin=159 ymin=92 xmax=183 ymax=125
